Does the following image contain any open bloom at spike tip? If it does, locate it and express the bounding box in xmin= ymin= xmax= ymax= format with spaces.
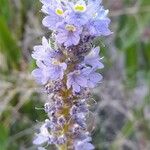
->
xmin=31 ymin=0 xmax=112 ymax=149
xmin=56 ymin=22 xmax=83 ymax=47
xmin=65 ymin=0 xmax=90 ymax=27
xmin=85 ymin=6 xmax=112 ymax=36
xmin=41 ymin=0 xmax=66 ymax=30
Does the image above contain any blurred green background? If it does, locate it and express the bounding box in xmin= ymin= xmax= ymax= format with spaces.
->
xmin=0 ymin=0 xmax=150 ymax=150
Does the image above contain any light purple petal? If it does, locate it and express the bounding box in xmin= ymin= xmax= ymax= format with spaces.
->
xmin=84 ymin=47 xmax=104 ymax=69
xmin=87 ymin=72 xmax=102 ymax=88
xmin=32 ymin=69 xmax=43 ymax=84
xmin=64 ymin=33 xmax=80 ymax=47
xmin=75 ymin=139 xmax=95 ymax=150
xmin=75 ymin=75 xmax=87 ymax=87
xmin=72 ymin=82 xmax=81 ymax=93
xmin=36 ymin=61 xmax=45 ymax=68
xmin=42 ymin=14 xmax=62 ymax=30
xmin=56 ymin=32 xmax=68 ymax=44
xmin=40 ymin=0 xmax=51 ymax=5
xmin=32 ymin=61 xmax=51 ymax=85
xmin=42 ymin=36 xmax=49 ymax=46
xmin=33 ymin=134 xmax=48 ymax=145
xmin=89 ymin=73 xmax=102 ymax=83
xmin=81 ymin=68 xmax=92 ymax=76
xmin=60 ymin=63 xmax=67 ymax=70
xmin=93 ymin=47 xmax=100 ymax=56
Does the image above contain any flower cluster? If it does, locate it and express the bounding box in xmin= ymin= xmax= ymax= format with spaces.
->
xmin=32 ymin=0 xmax=111 ymax=149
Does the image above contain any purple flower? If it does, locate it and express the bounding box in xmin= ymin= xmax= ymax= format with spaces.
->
xmin=40 ymin=0 xmax=51 ymax=5
xmin=56 ymin=22 xmax=82 ymax=47
xmin=74 ymin=113 xmax=86 ymax=128
xmin=74 ymin=136 xmax=94 ymax=150
xmin=66 ymin=0 xmax=89 ymax=27
xmin=67 ymin=69 xmax=88 ymax=93
xmin=44 ymin=60 xmax=67 ymax=80
xmin=86 ymin=68 xmax=103 ymax=88
xmin=88 ymin=0 xmax=101 ymax=4
xmin=57 ymin=116 xmax=66 ymax=125
xmin=57 ymin=135 xmax=67 ymax=145
xmin=32 ymin=0 xmax=112 ymax=149
xmin=67 ymin=67 xmax=102 ymax=92
xmin=32 ymin=61 xmax=50 ymax=85
xmin=85 ymin=7 xmax=112 ymax=36
xmin=87 ymin=19 xmax=112 ymax=37
xmin=87 ymin=73 xmax=102 ymax=88
xmin=32 ymin=59 xmax=67 ymax=84
xmin=83 ymin=47 xmax=104 ymax=69
xmin=32 ymin=37 xmax=55 ymax=61
xmin=41 ymin=1 xmax=65 ymax=30
xmin=33 ymin=124 xmax=50 ymax=145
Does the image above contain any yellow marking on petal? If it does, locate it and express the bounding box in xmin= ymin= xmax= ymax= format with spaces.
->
xmin=65 ymin=24 xmax=76 ymax=32
xmin=52 ymin=58 xmax=60 ymax=65
xmin=74 ymin=4 xmax=86 ymax=12
xmin=55 ymin=8 xmax=64 ymax=16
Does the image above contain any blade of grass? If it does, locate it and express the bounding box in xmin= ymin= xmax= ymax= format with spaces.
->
xmin=0 ymin=17 xmax=21 ymax=70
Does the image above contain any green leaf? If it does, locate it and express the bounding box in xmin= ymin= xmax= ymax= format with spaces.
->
xmin=140 ymin=0 xmax=150 ymax=6
xmin=125 ymin=44 xmax=138 ymax=86
xmin=115 ymin=15 xmax=139 ymax=51
xmin=0 ymin=124 xmax=9 ymax=150
xmin=141 ymin=42 xmax=150 ymax=70
xmin=0 ymin=0 xmax=10 ymax=23
xmin=121 ymin=120 xmax=134 ymax=138
xmin=0 ymin=17 xmax=21 ymax=70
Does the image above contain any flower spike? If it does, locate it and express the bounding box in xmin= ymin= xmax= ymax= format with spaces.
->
xmin=32 ymin=0 xmax=112 ymax=149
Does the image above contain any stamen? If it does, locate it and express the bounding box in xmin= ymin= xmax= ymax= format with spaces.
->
xmin=55 ymin=8 xmax=64 ymax=16
xmin=52 ymin=58 xmax=60 ymax=65
xmin=65 ymin=24 xmax=76 ymax=32
xmin=74 ymin=4 xmax=86 ymax=12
